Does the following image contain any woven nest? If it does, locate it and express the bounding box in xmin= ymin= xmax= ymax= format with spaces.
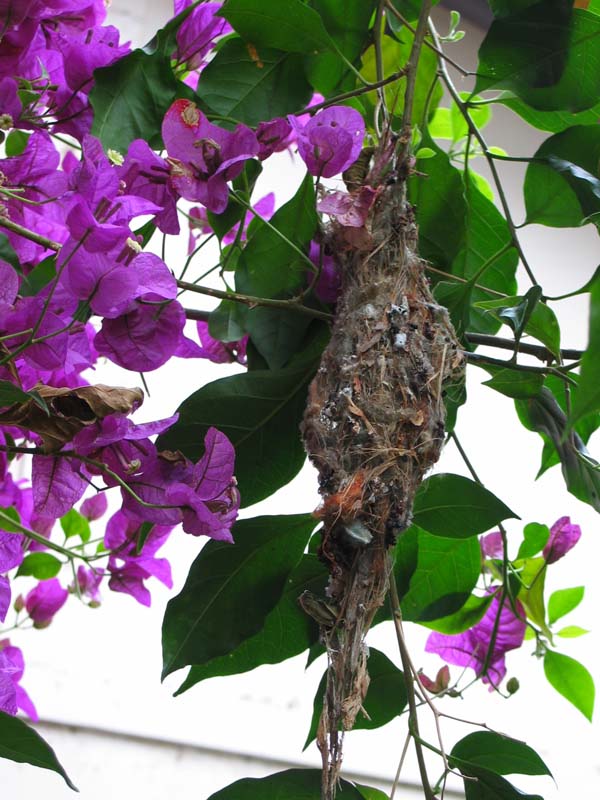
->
xmin=301 ymin=173 xmax=464 ymax=796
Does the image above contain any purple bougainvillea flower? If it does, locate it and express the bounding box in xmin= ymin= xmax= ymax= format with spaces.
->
xmin=0 ymin=640 xmax=38 ymax=721
xmin=317 ymin=186 xmax=377 ymax=227
xmin=289 ymin=105 xmax=365 ymax=178
xmin=256 ymin=117 xmax=293 ymax=160
xmin=32 ymin=454 xmax=88 ymax=518
xmin=174 ymin=0 xmax=232 ymax=70
xmin=543 ymin=516 xmax=581 ymax=564
xmin=0 ymin=260 xmax=19 ymax=305
xmin=0 ymin=577 xmax=10 ymax=623
xmin=480 ymin=530 xmax=504 ymax=559
xmin=25 ymin=578 xmax=68 ymax=625
xmin=119 ymin=139 xmax=180 ymax=235
xmin=195 ymin=321 xmax=248 ymax=365
xmin=0 ymin=531 xmax=24 ymax=574
xmin=80 ymin=493 xmax=108 ymax=521
xmin=94 ymin=299 xmax=187 ymax=372
xmin=308 ymin=241 xmax=342 ymax=304
xmin=104 ymin=511 xmax=173 ymax=607
xmin=162 ymin=99 xmax=258 ymax=213
xmin=426 ymin=589 xmax=526 ymax=688
xmin=75 ymin=565 xmax=104 ymax=604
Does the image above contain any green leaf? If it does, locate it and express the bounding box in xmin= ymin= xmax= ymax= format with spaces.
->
xmin=399 ymin=528 xmax=481 ymax=622
xmin=0 ymin=710 xmax=77 ymax=790
xmin=304 ymin=649 xmax=407 ymax=748
xmin=571 ymin=277 xmax=600 ymax=425
xmin=557 ymin=625 xmax=589 ymax=638
xmin=482 ymin=368 xmax=545 ymax=400
xmin=5 ymin=129 xmax=30 ymax=157
xmin=0 ymin=506 xmax=21 ymax=533
xmin=544 ymin=650 xmax=595 ymax=720
xmin=517 ymin=522 xmax=550 ymax=559
xmin=304 ymin=0 xmax=376 ymax=95
xmin=516 ymin=556 xmax=549 ymax=636
xmin=548 ymin=586 xmax=584 ymax=624
xmin=412 ymin=474 xmax=518 ymax=538
xmin=409 ymin=139 xmax=467 ymax=271
xmin=207 ymin=769 xmax=374 ymax=799
xmin=220 ymin=0 xmax=334 ymax=53
xmin=450 ymin=730 xmax=552 ymax=777
xmin=450 ymin=94 xmax=492 ymax=143
xmin=91 ymin=48 xmax=181 ymax=152
xmin=162 ymin=514 xmax=315 ymax=678
xmin=475 ymin=295 xmax=561 ymax=357
xmin=0 ymin=234 xmax=20 ymax=270
xmin=361 ymin=33 xmax=442 ymax=127
xmin=197 ymin=39 xmax=312 ymax=125
xmin=16 ymin=553 xmax=62 ymax=580
xmin=461 ymin=768 xmax=544 ymax=800
xmin=499 ymin=93 xmax=600 ymax=133
xmin=208 ymin=300 xmax=248 ymax=342
xmin=475 ymin=6 xmax=600 ymax=113
xmin=156 ymin=360 xmax=316 ymax=508
xmin=18 ymin=256 xmax=56 ymax=297
xmin=60 ymin=508 xmax=91 ymax=543
xmin=421 ymin=593 xmax=494 ymax=634
xmin=524 ymin=125 xmax=600 ymax=228
xmin=354 ymin=786 xmax=388 ymax=800
xmin=0 ymin=381 xmax=48 ymax=414
xmin=516 ymin=387 xmax=600 ymax=511
xmin=241 ymin=306 xmax=314 ymax=370
xmin=175 ymin=554 xmax=328 ymax=693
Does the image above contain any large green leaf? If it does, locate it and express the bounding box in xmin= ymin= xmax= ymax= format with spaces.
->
xmin=450 ymin=731 xmax=552 ymax=777
xmin=409 ymin=140 xmax=467 ymax=271
xmin=176 ymin=554 xmax=328 ymax=693
xmin=543 ymin=650 xmax=595 ymax=720
xmin=516 ymin=387 xmax=600 ymax=511
xmin=16 ymin=552 xmax=62 ymax=580
xmin=475 ymin=6 xmax=600 ymax=112
xmin=516 ymin=522 xmax=550 ymax=559
xmin=207 ymin=769 xmax=379 ymax=799
xmin=482 ymin=368 xmax=545 ymax=400
xmin=220 ymin=0 xmax=334 ymax=53
xmin=498 ymin=93 xmax=600 ymax=133
xmin=412 ymin=474 xmax=518 ymax=538
xmin=571 ymin=277 xmax=600 ymax=425
xmin=91 ymin=49 xmax=182 ymax=152
xmin=162 ymin=514 xmax=315 ymax=678
xmin=304 ymin=0 xmax=376 ymax=94
xmin=524 ymin=125 xmax=600 ymax=228
xmin=304 ymin=649 xmax=407 ymax=748
xmin=0 ymin=711 xmax=77 ymax=790
xmin=399 ymin=528 xmax=481 ymax=622
xmin=548 ymin=586 xmax=584 ymax=624
xmin=475 ymin=295 xmax=561 ymax=357
xmin=461 ymin=768 xmax=544 ymax=800
xmin=156 ymin=360 xmax=316 ymax=508
xmin=197 ymin=39 xmax=312 ymax=125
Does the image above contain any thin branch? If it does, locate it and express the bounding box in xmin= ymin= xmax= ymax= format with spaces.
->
xmin=428 ymin=19 xmax=539 ymax=288
xmin=465 ymin=332 xmax=583 ymax=362
xmin=0 ymin=215 xmax=61 ymax=251
xmin=401 ymin=0 xmax=434 ymax=142
xmin=299 ymin=69 xmax=409 ymax=116
xmin=464 ymin=350 xmax=578 ymax=385
xmin=425 ymin=265 xmax=507 ymax=298
xmin=183 ymin=307 xmax=211 ymax=322
xmin=177 ymin=279 xmax=333 ymax=322
xmin=0 ymin=507 xmax=84 ymax=562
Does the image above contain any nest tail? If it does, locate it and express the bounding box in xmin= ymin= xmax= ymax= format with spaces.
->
xmin=301 ymin=170 xmax=464 ymax=798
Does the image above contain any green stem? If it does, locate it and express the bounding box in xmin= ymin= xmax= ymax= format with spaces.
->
xmin=0 ymin=215 xmax=61 ymax=251
xmin=0 ymin=508 xmax=84 ymax=561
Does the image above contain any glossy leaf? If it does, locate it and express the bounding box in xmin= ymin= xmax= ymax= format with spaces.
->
xmin=482 ymin=368 xmax=545 ymax=400
xmin=176 ymin=554 xmax=328 ymax=693
xmin=220 ymin=0 xmax=334 ymax=53
xmin=543 ymin=650 xmax=595 ymax=720
xmin=517 ymin=522 xmax=550 ymax=559
xmin=304 ymin=0 xmax=376 ymax=94
xmin=162 ymin=514 xmax=315 ymax=678
xmin=400 ymin=528 xmax=481 ymax=622
xmin=450 ymin=730 xmax=552 ymax=777
xmin=475 ymin=295 xmax=561 ymax=357
xmin=413 ymin=474 xmax=518 ymax=538
xmin=548 ymin=586 xmax=584 ymax=624
xmin=499 ymin=93 xmax=600 ymax=133
xmin=16 ymin=552 xmax=62 ymax=580
xmin=304 ymin=649 xmax=407 ymax=748
xmin=421 ymin=593 xmax=494 ymax=634
xmin=197 ymin=39 xmax=312 ymax=126
xmin=524 ymin=125 xmax=600 ymax=228
xmin=461 ymin=768 xmax=544 ymax=800
xmin=475 ymin=6 xmax=600 ymax=112
xmin=0 ymin=711 xmax=77 ymax=790
xmin=60 ymin=508 xmax=91 ymax=543
xmin=207 ymin=769 xmax=377 ymax=799
xmin=91 ymin=49 xmax=182 ymax=152
xmin=156 ymin=360 xmax=317 ymax=508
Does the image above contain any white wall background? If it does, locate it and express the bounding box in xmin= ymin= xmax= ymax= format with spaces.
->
xmin=3 ymin=3 xmax=599 ymax=798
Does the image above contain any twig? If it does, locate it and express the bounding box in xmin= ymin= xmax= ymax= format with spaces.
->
xmin=298 ymin=70 xmax=409 ymax=116
xmin=177 ymin=279 xmax=333 ymax=321
xmin=400 ymin=0 xmax=434 ymax=145
xmin=389 ymin=731 xmax=411 ymax=800
xmin=183 ymin=307 xmax=211 ymax=322
xmin=465 ymin=332 xmax=583 ymax=362
xmin=0 ymin=215 xmax=61 ymax=251
xmin=425 ymin=265 xmax=507 ymax=298
xmin=464 ymin=350 xmax=578 ymax=385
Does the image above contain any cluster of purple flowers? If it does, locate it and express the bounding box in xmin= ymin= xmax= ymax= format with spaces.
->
xmin=0 ymin=0 xmax=371 ymax=723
